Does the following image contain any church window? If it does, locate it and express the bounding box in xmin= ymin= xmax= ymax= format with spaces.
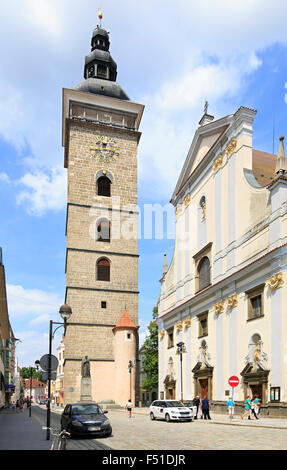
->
xmin=167 ymin=328 xmax=174 ymax=349
xmin=198 ymin=312 xmax=208 ymax=338
xmin=198 ymin=256 xmax=211 ymax=291
xmin=96 ymin=218 xmax=111 ymax=242
xmin=246 ymin=284 xmax=265 ymax=321
xmin=97 ymin=176 xmax=111 ymax=197
xmin=101 ymin=301 xmax=107 ymax=309
xmin=96 ymin=258 xmax=110 ymax=282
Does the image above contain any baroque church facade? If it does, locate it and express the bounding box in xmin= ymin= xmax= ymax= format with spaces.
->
xmin=158 ymin=107 xmax=287 ymax=416
xmin=61 ymin=19 xmax=144 ymax=406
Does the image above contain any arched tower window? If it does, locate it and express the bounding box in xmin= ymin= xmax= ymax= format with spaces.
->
xmin=96 ymin=258 xmax=110 ymax=282
xmin=198 ymin=256 xmax=211 ymax=290
xmin=96 ymin=218 xmax=110 ymax=242
xmin=97 ymin=176 xmax=111 ymax=197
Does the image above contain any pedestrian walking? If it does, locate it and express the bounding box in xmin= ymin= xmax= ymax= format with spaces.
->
xmin=254 ymin=395 xmax=261 ymax=417
xmin=16 ymin=400 xmax=20 ymax=412
xmin=11 ymin=401 xmax=16 ymax=411
xmin=251 ymin=398 xmax=259 ymax=420
xmin=193 ymin=396 xmax=200 ymax=420
xmin=241 ymin=396 xmax=253 ymax=420
xmin=126 ymin=399 xmax=132 ymax=418
xmin=19 ymin=400 xmax=24 ymax=412
xmin=226 ymin=397 xmax=235 ymax=419
xmin=201 ymin=397 xmax=211 ymax=420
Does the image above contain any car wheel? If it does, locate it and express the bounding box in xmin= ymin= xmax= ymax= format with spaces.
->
xmin=165 ymin=413 xmax=171 ymax=422
xmin=150 ymin=412 xmax=155 ymax=421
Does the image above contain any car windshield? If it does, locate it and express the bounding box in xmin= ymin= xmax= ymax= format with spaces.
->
xmin=165 ymin=401 xmax=185 ymax=408
xmin=71 ymin=404 xmax=103 ymax=415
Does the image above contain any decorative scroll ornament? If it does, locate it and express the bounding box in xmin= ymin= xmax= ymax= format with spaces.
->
xmin=226 ymin=294 xmax=238 ymax=310
xmin=175 ymin=205 xmax=182 ymax=217
xmin=160 ymin=330 xmax=165 ymax=339
xmin=225 ymin=139 xmax=237 ymax=158
xmin=183 ymin=317 xmax=192 ymax=328
xmin=212 ymin=155 xmax=224 ymax=173
xmin=175 ymin=321 xmax=183 ymax=331
xmin=184 ymin=194 xmax=191 ymax=208
xmin=267 ymin=272 xmax=284 ymax=290
xmin=214 ymin=301 xmax=225 ymax=315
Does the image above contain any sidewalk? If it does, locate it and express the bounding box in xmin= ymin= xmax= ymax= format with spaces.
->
xmin=0 ymin=406 xmax=51 ymax=450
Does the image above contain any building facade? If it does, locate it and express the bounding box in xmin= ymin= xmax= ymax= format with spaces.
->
xmin=54 ymin=336 xmax=65 ymax=406
xmin=0 ymin=248 xmax=16 ymax=408
xmin=158 ymin=107 xmax=287 ymax=416
xmin=62 ymin=19 xmax=144 ymax=406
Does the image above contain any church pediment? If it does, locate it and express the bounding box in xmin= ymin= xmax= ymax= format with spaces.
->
xmin=172 ymin=122 xmax=230 ymax=201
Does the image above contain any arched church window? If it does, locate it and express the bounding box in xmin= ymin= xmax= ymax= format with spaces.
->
xmin=198 ymin=256 xmax=210 ymax=290
xmin=96 ymin=258 xmax=110 ymax=282
xmin=97 ymin=176 xmax=111 ymax=197
xmin=88 ymin=65 xmax=95 ymax=77
xmin=96 ymin=218 xmax=110 ymax=242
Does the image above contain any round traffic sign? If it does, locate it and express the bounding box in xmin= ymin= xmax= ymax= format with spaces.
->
xmin=228 ymin=376 xmax=239 ymax=387
xmin=40 ymin=354 xmax=58 ymax=372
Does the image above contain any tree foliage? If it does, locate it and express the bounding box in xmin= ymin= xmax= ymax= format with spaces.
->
xmin=142 ymin=305 xmax=158 ymax=392
xmin=20 ymin=367 xmax=43 ymax=381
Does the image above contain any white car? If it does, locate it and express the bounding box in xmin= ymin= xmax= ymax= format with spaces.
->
xmin=149 ymin=400 xmax=193 ymax=422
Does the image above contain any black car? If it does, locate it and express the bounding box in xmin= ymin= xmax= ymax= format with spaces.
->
xmin=61 ymin=402 xmax=112 ymax=438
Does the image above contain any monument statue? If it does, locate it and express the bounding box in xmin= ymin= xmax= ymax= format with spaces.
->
xmin=81 ymin=355 xmax=91 ymax=378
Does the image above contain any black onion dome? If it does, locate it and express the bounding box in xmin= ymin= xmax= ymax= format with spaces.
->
xmin=74 ymin=24 xmax=129 ymax=100
xmin=74 ymin=78 xmax=130 ymax=100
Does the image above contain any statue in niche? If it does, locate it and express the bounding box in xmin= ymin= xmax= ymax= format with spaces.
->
xmin=245 ymin=335 xmax=268 ymax=369
xmin=81 ymin=355 xmax=91 ymax=378
xmin=200 ymin=196 xmax=206 ymax=219
xmin=198 ymin=341 xmax=211 ymax=366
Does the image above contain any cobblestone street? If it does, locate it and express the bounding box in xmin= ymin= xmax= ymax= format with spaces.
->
xmin=100 ymin=409 xmax=287 ymax=450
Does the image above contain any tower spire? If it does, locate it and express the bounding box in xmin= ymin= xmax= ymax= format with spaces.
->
xmin=275 ymin=136 xmax=287 ymax=175
xmin=98 ymin=4 xmax=103 ymax=27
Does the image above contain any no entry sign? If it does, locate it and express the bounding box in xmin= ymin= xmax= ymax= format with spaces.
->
xmin=228 ymin=376 xmax=239 ymax=387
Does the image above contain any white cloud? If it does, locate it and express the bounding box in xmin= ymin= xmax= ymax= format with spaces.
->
xmin=7 ymin=284 xmax=63 ymax=317
xmin=16 ymin=167 xmax=67 ymax=216
xmin=0 ymin=172 xmax=11 ymax=184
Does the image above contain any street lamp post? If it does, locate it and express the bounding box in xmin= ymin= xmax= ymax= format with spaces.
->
xmin=176 ymin=342 xmax=186 ymax=402
xmin=128 ymin=360 xmax=133 ymax=401
xmin=46 ymin=304 xmax=72 ymax=440
xmin=29 ymin=361 xmax=40 ymax=418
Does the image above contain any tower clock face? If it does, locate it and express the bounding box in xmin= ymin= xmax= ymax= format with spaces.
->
xmin=90 ymin=136 xmax=119 ymax=163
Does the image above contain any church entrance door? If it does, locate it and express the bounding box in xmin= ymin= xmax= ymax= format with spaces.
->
xmin=250 ymin=384 xmax=262 ymax=401
xmin=199 ymin=379 xmax=208 ymax=398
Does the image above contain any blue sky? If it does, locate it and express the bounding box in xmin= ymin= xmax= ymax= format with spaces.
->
xmin=1 ymin=0 xmax=287 ymax=367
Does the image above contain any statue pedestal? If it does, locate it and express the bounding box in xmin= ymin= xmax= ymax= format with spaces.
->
xmin=80 ymin=377 xmax=92 ymax=402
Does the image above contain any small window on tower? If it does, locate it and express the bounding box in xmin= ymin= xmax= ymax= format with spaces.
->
xmin=101 ymin=301 xmax=107 ymax=309
xmin=97 ymin=64 xmax=107 ymax=79
xmin=97 ymin=176 xmax=111 ymax=197
xmin=96 ymin=258 xmax=110 ymax=282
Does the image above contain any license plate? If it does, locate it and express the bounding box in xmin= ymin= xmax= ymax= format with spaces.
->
xmin=88 ymin=426 xmax=101 ymax=431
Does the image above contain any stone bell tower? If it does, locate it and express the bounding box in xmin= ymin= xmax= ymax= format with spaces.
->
xmin=61 ymin=14 xmax=144 ymax=405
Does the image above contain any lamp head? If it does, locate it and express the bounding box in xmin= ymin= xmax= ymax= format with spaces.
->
xmin=59 ymin=304 xmax=72 ymax=321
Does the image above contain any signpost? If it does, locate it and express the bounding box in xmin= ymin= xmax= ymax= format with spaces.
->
xmin=228 ymin=376 xmax=239 ymax=421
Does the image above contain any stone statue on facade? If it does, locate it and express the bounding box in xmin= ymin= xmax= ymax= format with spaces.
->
xmin=80 ymin=355 xmax=92 ymax=401
xmin=81 ymin=355 xmax=91 ymax=378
